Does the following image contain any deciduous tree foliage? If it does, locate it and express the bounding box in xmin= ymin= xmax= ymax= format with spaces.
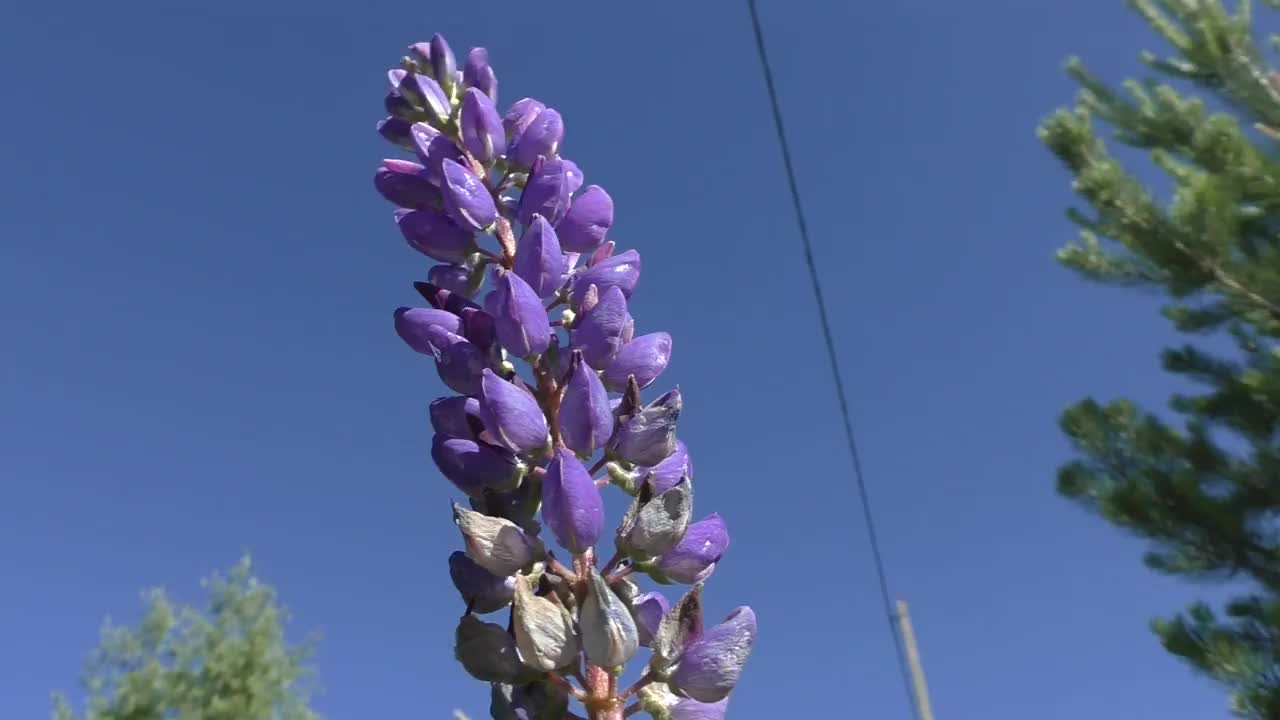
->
xmin=51 ymin=557 xmax=319 ymax=720
xmin=1043 ymin=1 xmax=1280 ymax=716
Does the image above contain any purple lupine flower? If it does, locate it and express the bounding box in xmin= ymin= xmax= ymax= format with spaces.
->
xmin=426 ymin=264 xmax=474 ymax=297
xmin=448 ymin=550 xmax=516 ymax=614
xmin=429 ymin=396 xmax=484 ymax=439
xmin=559 ymin=350 xmax=613 ymax=455
xmin=396 ymin=208 xmax=474 ymax=262
xmin=638 ymin=439 xmax=695 ymax=494
xmin=611 ymin=386 xmax=681 ymax=467
xmin=428 ymin=33 xmax=457 ymax=89
xmin=412 ymin=73 xmax=452 ymax=124
xmin=602 ymin=332 xmax=673 ymax=391
xmin=589 ymin=240 xmax=615 ymax=266
xmin=571 ymin=285 xmax=635 ymax=369
xmin=463 ymin=48 xmax=497 ymax=103
xmin=375 ymin=159 xmax=442 ymax=210
xmin=508 ymin=107 xmax=563 ymax=168
xmin=569 ymin=249 xmax=642 ymax=305
xmin=489 ymin=270 xmax=552 ymax=357
xmin=478 ymin=369 xmax=549 ymax=453
xmin=410 ymin=122 xmax=465 ymax=185
xmin=556 ymin=185 xmax=614 ymax=253
xmin=653 ymin=513 xmax=729 ymax=585
xmin=441 ymin=158 xmax=497 ymax=230
xmin=541 ymin=448 xmax=604 ymax=554
xmin=423 ymin=325 xmax=487 ymax=395
xmin=393 ymin=307 xmax=461 ymax=354
xmin=561 ymin=158 xmax=585 ymax=194
xmin=503 ymin=98 xmax=545 ymax=144
xmin=631 ymin=591 xmax=670 ymax=648
xmin=671 ymin=698 xmax=731 ymax=720
xmin=384 ymin=90 xmax=416 ymax=119
xmin=460 ymin=88 xmax=506 ymax=164
xmin=513 ymin=215 xmax=568 ymax=299
xmin=668 ymin=607 xmax=757 ymax=703
xmin=432 ymin=434 xmax=522 ymax=497
xmin=517 ymin=157 xmax=574 ymax=226
xmin=377 ymin=116 xmax=413 ymax=148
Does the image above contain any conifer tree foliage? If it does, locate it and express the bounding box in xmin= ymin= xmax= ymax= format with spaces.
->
xmin=1042 ymin=1 xmax=1280 ymax=716
xmin=51 ymin=557 xmax=320 ymax=720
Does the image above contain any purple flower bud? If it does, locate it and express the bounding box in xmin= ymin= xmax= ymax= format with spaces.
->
xmin=556 ymin=185 xmax=614 ymax=253
xmin=639 ymin=440 xmax=694 ymax=495
xmin=671 ymin=699 xmax=730 ymax=720
xmin=571 ymin=285 xmax=634 ymax=370
xmin=478 ymin=370 xmax=549 ymax=453
xmin=429 ymin=395 xmax=484 ymax=439
xmin=432 ymin=434 xmax=522 ymax=497
xmin=411 ymin=72 xmax=451 ymax=124
xmin=631 ymin=591 xmax=671 ymax=648
xmin=561 ymin=158 xmax=585 ymax=194
xmin=569 ymin=249 xmax=642 ymax=305
xmin=393 ymin=307 xmax=461 ymax=354
xmin=375 ymin=159 xmax=442 ymax=210
xmin=653 ymin=513 xmax=729 ymax=585
xmin=613 ymin=387 xmax=681 ymax=466
xmin=514 ymin=215 xmax=568 ymax=299
xmin=427 ymin=264 xmax=474 ymax=297
xmin=602 ymin=332 xmax=673 ymax=391
xmin=429 ymin=33 xmax=457 ymax=88
xmin=518 ymin=157 xmax=573 ymax=226
xmin=384 ymin=91 xmax=416 ymax=119
xmin=668 ymin=607 xmax=757 ymax=703
xmin=460 ymin=88 xmax=506 ymax=164
xmin=489 ymin=270 xmax=552 ymax=357
xmin=410 ymin=122 xmax=464 ymax=185
xmin=509 ymin=107 xmax=564 ymax=167
xmin=463 ymin=48 xmax=498 ymax=103
xmin=448 ymin=550 xmax=516 ymax=614
xmin=503 ymin=97 xmax=545 ymax=143
xmin=424 ymin=325 xmax=487 ymax=395
xmin=388 ymin=67 xmax=409 ymax=93
xmin=377 ymin=116 xmax=413 ymax=148
xmin=559 ymin=351 xmax=612 ymax=455
xmin=408 ymin=42 xmax=433 ymax=67
xmin=396 ymin=208 xmax=474 ymax=263
xmin=441 ymin=158 xmax=497 ymax=230
xmin=541 ymin=448 xmax=604 ymax=555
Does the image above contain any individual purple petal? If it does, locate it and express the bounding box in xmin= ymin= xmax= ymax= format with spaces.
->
xmin=670 ymin=698 xmax=730 ymax=720
xmin=375 ymin=159 xmax=442 ymax=210
xmin=489 ymin=271 xmax=552 ymax=357
xmin=631 ymin=591 xmax=671 ymax=648
xmin=518 ymin=157 xmax=573 ymax=226
xmin=431 ymin=434 xmax=522 ymax=497
xmin=460 ymin=88 xmax=507 ymax=164
xmin=569 ymin=249 xmax=642 ymax=305
xmin=602 ymin=332 xmax=673 ymax=391
xmin=409 ymin=41 xmax=433 ymax=67
xmin=668 ymin=607 xmax=757 ymax=703
xmin=463 ymin=48 xmax=498 ymax=103
xmin=377 ymin=116 xmax=413 ymax=148
xmin=541 ymin=448 xmax=604 ymax=555
xmin=589 ymin=240 xmax=615 ymax=267
xmin=394 ymin=307 xmax=461 ymax=354
xmin=503 ymin=98 xmax=545 ymax=144
xmin=560 ymin=158 xmax=584 ymax=194
xmin=429 ymin=396 xmax=484 ymax=439
xmin=639 ymin=440 xmax=694 ymax=495
xmin=424 ymin=325 xmax=488 ymax=395
xmin=427 ymin=264 xmax=474 ymax=297
xmin=448 ymin=550 xmax=516 ymax=614
xmin=571 ymin=285 xmax=634 ymax=370
xmin=556 ymin=185 xmax=614 ymax=253
xmin=559 ymin=351 xmax=613 ymax=455
xmin=429 ymin=33 xmax=457 ymax=88
xmin=514 ymin=215 xmax=568 ymax=299
xmin=612 ymin=388 xmax=681 ymax=466
xmin=384 ymin=91 xmax=415 ymax=119
xmin=441 ymin=158 xmax=497 ymax=230
xmin=478 ymin=369 xmax=549 ymax=453
xmin=653 ymin=514 xmax=729 ymax=585
xmin=509 ymin=107 xmax=564 ymax=167
xmin=411 ymin=72 xmax=451 ymax=124
xmin=410 ymin=122 xmax=465 ymax=185
xmin=396 ymin=208 xmax=475 ymax=263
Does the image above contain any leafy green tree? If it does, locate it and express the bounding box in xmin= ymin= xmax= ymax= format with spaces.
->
xmin=52 ymin=557 xmax=320 ymax=720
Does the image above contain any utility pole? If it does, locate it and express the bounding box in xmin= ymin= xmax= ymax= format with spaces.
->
xmin=896 ymin=600 xmax=935 ymax=720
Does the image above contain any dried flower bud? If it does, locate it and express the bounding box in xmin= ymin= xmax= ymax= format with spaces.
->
xmin=432 ymin=434 xmax=522 ymax=497
xmin=430 ymin=396 xmax=484 ymax=439
xmin=611 ymin=388 xmax=681 ymax=466
xmin=452 ymin=503 xmax=543 ymax=576
xmin=478 ymin=370 xmax=550 ymax=453
xmin=514 ymin=215 xmax=568 ymax=299
xmin=448 ymin=550 xmax=516 ymax=613
xmin=603 ymin=332 xmax=673 ymax=392
xmin=463 ymin=47 xmax=498 ymax=103
xmin=393 ymin=307 xmax=461 ymax=354
xmin=509 ymin=107 xmax=564 ymax=168
xmin=571 ymin=285 xmax=634 ymax=370
xmin=427 ymin=264 xmax=475 ymax=297
xmin=455 ymin=615 xmax=529 ymax=683
xmin=375 ymin=159 xmax=442 ymax=210
xmin=423 ymin=325 xmax=487 ymax=395
xmin=631 ymin=591 xmax=671 ymax=648
xmin=556 ymin=185 xmax=614 ymax=253
xmin=559 ymin=351 xmax=613 ymax=455
xmin=518 ymin=157 xmax=574 ymax=226
xmin=512 ymin=575 xmax=580 ymax=671
xmin=652 ymin=513 xmax=728 ymax=585
xmin=651 ymin=583 xmax=704 ymax=675
xmin=441 ymin=158 xmax=497 ymax=230
xmin=569 ymin=249 xmax=641 ymax=305
xmin=617 ymin=476 xmax=692 ymax=559
xmin=460 ymin=87 xmax=507 ymax=164
xmin=668 ymin=607 xmax=757 ymax=703
xmin=580 ymin=567 xmax=639 ymax=668
xmin=396 ymin=207 xmax=474 ymax=263
xmin=541 ymin=448 xmax=605 ymax=555
xmin=489 ymin=270 xmax=552 ymax=358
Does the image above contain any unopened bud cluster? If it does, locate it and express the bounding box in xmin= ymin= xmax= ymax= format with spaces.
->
xmin=375 ymin=32 xmax=756 ymax=720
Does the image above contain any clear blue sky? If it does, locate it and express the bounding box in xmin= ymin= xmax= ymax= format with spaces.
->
xmin=0 ymin=1 xmax=1236 ymax=718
